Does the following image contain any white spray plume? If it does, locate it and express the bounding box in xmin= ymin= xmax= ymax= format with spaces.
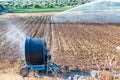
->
xmin=52 ymin=0 xmax=120 ymax=23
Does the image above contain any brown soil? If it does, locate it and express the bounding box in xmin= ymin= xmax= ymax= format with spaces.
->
xmin=0 ymin=12 xmax=59 ymax=18
xmin=0 ymin=13 xmax=120 ymax=79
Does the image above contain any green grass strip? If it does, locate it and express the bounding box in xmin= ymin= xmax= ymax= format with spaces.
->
xmin=10 ymin=8 xmax=70 ymax=13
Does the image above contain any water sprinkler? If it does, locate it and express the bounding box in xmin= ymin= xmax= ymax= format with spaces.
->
xmin=19 ymin=38 xmax=60 ymax=77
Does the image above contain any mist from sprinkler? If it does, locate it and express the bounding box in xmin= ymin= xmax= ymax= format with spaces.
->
xmin=5 ymin=23 xmax=26 ymax=59
xmin=52 ymin=0 xmax=120 ymax=23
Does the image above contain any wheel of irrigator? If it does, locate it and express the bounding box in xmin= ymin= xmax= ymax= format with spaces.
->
xmin=25 ymin=38 xmax=47 ymax=65
xmin=19 ymin=66 xmax=29 ymax=77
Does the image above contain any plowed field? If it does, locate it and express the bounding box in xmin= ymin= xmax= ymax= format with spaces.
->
xmin=0 ymin=13 xmax=120 ymax=80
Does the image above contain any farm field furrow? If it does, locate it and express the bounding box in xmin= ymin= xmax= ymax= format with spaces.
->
xmin=0 ymin=16 xmax=120 ymax=72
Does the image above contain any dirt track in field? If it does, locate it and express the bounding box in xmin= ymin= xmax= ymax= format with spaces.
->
xmin=0 ymin=13 xmax=120 ymax=80
xmin=0 ymin=12 xmax=59 ymax=18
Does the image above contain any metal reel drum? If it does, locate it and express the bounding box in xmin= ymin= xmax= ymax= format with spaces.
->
xmin=25 ymin=38 xmax=46 ymax=65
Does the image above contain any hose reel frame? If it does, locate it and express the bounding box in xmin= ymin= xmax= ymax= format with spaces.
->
xmin=19 ymin=37 xmax=60 ymax=77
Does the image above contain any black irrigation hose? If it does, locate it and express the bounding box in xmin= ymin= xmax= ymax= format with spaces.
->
xmin=25 ymin=38 xmax=46 ymax=65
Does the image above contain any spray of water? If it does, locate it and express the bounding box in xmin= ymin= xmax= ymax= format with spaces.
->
xmin=5 ymin=22 xmax=26 ymax=59
xmin=52 ymin=0 xmax=120 ymax=23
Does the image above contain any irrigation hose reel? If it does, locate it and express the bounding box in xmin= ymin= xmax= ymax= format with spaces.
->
xmin=19 ymin=37 xmax=60 ymax=77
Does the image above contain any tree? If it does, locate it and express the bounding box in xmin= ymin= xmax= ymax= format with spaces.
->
xmin=0 ymin=5 xmax=5 ymax=11
xmin=34 ymin=4 xmax=41 ymax=8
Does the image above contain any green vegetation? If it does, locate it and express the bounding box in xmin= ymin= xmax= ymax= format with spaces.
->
xmin=0 ymin=4 xmax=4 ymax=11
xmin=0 ymin=0 xmax=78 ymax=9
xmin=0 ymin=0 xmax=92 ymax=9
xmin=0 ymin=0 xmax=93 ymax=13
xmin=10 ymin=8 xmax=70 ymax=13
xmin=0 ymin=4 xmax=8 ymax=13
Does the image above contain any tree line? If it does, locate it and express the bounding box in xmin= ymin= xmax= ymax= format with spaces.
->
xmin=0 ymin=0 xmax=93 ymax=9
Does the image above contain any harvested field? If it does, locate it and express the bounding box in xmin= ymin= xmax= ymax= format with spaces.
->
xmin=0 ymin=13 xmax=120 ymax=79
